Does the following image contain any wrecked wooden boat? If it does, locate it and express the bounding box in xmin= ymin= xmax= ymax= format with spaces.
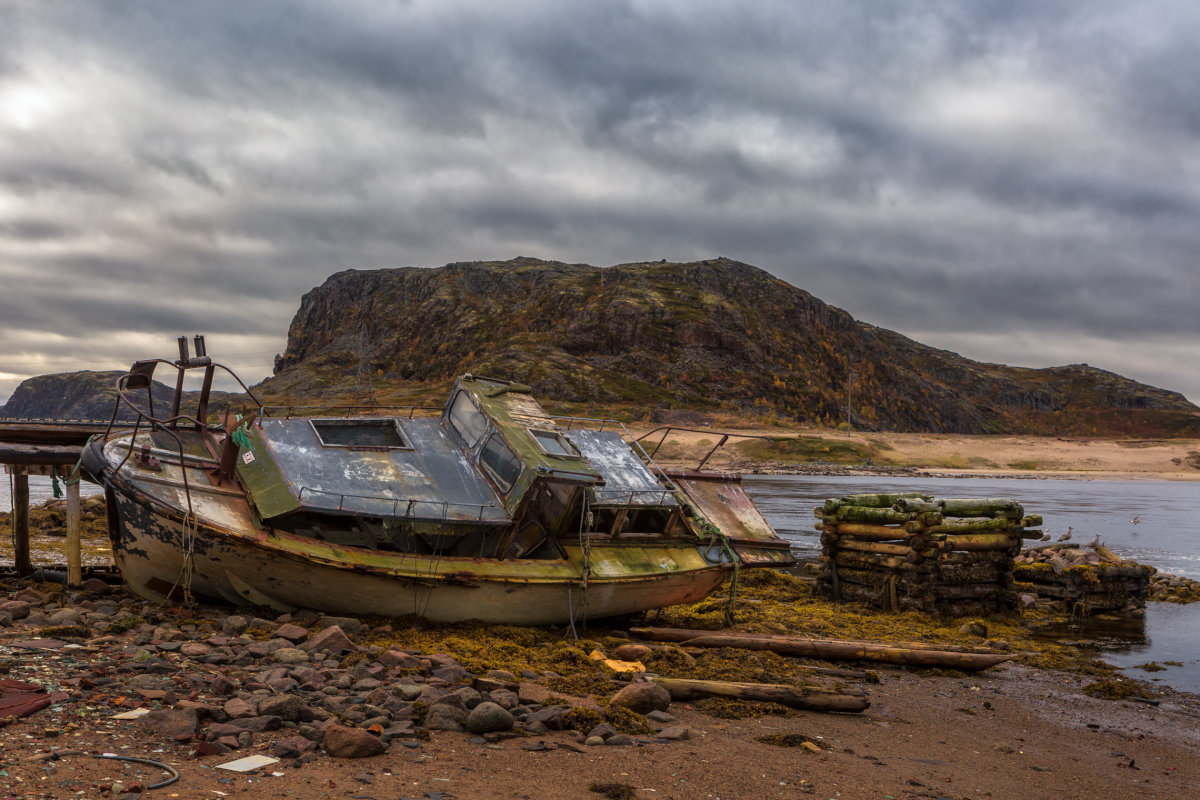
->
xmin=81 ymin=337 xmax=794 ymax=624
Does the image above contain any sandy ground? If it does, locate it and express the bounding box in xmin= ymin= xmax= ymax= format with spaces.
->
xmin=635 ymin=427 xmax=1200 ymax=481
xmin=7 ymin=660 xmax=1198 ymax=800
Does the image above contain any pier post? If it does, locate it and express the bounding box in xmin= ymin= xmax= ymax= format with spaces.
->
xmin=13 ymin=468 xmax=30 ymax=578
xmin=66 ymin=474 xmax=81 ymax=587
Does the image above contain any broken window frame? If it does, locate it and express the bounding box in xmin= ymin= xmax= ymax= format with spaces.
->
xmin=479 ymin=432 xmax=522 ymax=494
xmin=309 ymin=418 xmax=412 ymax=450
xmin=448 ymin=391 xmax=489 ymax=449
xmin=528 ymin=427 xmax=581 ymax=458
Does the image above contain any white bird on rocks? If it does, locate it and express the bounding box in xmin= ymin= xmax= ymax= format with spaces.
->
xmin=1039 ymin=531 xmax=1052 ymax=541
xmin=1057 ymin=526 xmax=1073 ymax=542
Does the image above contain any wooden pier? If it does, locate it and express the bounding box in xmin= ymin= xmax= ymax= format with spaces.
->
xmin=1 ymin=419 xmax=109 ymax=585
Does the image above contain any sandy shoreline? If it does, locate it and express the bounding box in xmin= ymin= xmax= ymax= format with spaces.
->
xmin=635 ymin=427 xmax=1200 ymax=482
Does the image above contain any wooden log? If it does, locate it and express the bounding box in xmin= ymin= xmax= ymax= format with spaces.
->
xmin=629 ymin=627 xmax=1016 ymax=670
xmin=836 ymin=506 xmax=912 ymax=525
xmin=940 ymin=498 xmax=1023 ymax=519
xmin=835 ymin=522 xmax=913 ymax=542
xmin=927 ymin=517 xmax=1015 ymax=533
xmin=648 ymin=676 xmax=870 ymax=713
xmin=929 ymin=532 xmax=1020 ymax=551
xmin=1020 ymin=515 xmax=1043 ymax=527
xmin=66 ymin=478 xmax=81 ymax=588
xmin=1093 ymin=545 xmax=1123 ymax=564
xmin=13 ymin=469 xmax=31 ymax=578
xmin=893 ymin=498 xmax=940 ymax=513
xmin=839 ymin=492 xmax=929 ymax=509
xmin=833 ymin=550 xmax=917 ymax=572
xmin=1019 ymin=528 xmax=1044 ymax=540
xmin=916 ymin=511 xmax=943 ymax=526
xmin=837 ymin=539 xmax=919 ymax=557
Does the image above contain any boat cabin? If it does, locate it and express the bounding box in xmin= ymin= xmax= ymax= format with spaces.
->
xmin=236 ymin=375 xmax=692 ymax=560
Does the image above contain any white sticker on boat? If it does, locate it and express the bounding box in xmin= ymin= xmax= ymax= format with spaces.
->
xmin=242 ymin=451 xmax=255 ymax=464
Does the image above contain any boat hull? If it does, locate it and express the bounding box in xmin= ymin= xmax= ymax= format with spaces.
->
xmin=105 ymin=481 xmax=727 ymax=625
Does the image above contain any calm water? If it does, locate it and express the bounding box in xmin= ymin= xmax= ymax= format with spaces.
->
xmin=0 ymin=473 xmax=104 ymax=512
xmin=743 ymin=474 xmax=1200 ymax=692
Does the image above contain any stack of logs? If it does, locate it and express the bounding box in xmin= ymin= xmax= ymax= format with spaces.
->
xmin=816 ymin=493 xmax=1043 ymax=616
xmin=1013 ymin=544 xmax=1153 ymax=615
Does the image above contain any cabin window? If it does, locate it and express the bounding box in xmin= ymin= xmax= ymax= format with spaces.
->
xmin=480 ymin=433 xmax=522 ymax=493
xmin=529 ymin=428 xmax=579 ymax=457
xmin=448 ymin=391 xmax=488 ymax=448
xmin=311 ymin=419 xmax=410 ymax=449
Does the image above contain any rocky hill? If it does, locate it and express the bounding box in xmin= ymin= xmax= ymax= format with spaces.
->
xmin=0 ymin=370 xmax=234 ymax=422
xmin=260 ymin=258 xmax=1200 ymax=436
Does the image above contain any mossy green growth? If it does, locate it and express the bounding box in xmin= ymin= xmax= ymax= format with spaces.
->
xmin=1082 ymin=678 xmax=1156 ymax=700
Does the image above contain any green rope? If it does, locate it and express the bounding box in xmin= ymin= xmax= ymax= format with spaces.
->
xmin=231 ymin=423 xmax=253 ymax=450
xmin=65 ymin=433 xmax=102 ymax=485
xmin=51 ymin=473 xmax=63 ymax=499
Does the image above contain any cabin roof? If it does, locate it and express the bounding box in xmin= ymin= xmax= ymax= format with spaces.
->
xmin=238 ymin=416 xmax=509 ymax=524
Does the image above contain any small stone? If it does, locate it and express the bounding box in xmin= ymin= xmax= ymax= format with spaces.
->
xmin=274 ymin=623 xmax=309 ymax=643
xmin=303 ymin=625 xmax=354 ymax=654
xmin=228 ymin=715 xmax=283 ymax=732
xmin=259 ymin=694 xmax=303 ymax=722
xmin=223 ymin=697 xmax=257 ymax=719
xmin=273 ymin=647 xmax=309 ymax=665
xmin=424 ymin=704 xmax=467 ymax=732
xmin=273 ymin=734 xmax=317 ymax=759
xmin=47 ymin=608 xmax=83 ymax=625
xmin=656 ymin=725 xmax=689 ymax=741
xmin=584 ymin=736 xmax=605 ymax=746
xmin=587 ymin=723 xmax=618 ymax=740
xmin=323 ymin=723 xmax=386 ymax=758
xmin=610 ymin=682 xmax=671 ymax=714
xmin=0 ymin=600 xmax=30 ymax=620
xmin=959 ymin=621 xmax=988 ymax=638
xmin=613 ymin=643 xmax=652 ymax=661
xmin=606 ymin=734 xmax=634 ymax=746
xmin=465 ymin=702 xmax=515 ymax=734
xmin=646 ymin=710 xmax=675 ymax=723
xmin=179 ymin=642 xmax=212 ymax=658
xmin=137 ymin=709 xmax=199 ymax=741
xmin=80 ymin=578 xmax=112 ymax=595
xmin=524 ymin=706 xmax=566 ymax=730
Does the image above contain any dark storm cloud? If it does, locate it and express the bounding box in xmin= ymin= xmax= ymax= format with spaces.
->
xmin=1 ymin=0 xmax=1198 ymax=404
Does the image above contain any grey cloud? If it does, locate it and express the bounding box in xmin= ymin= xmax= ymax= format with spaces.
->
xmin=1 ymin=1 xmax=1199 ymax=402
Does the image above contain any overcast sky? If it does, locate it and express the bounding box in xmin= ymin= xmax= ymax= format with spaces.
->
xmin=1 ymin=0 xmax=1197 ymax=407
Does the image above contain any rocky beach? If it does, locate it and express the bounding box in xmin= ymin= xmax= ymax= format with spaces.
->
xmin=0 ymin=558 xmax=1197 ymax=799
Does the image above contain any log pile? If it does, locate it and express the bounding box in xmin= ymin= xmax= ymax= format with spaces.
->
xmin=1013 ymin=544 xmax=1153 ymax=615
xmin=815 ymin=493 xmax=1042 ymax=616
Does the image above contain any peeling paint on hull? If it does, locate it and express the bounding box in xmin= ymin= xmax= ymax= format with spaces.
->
xmin=106 ymin=483 xmax=727 ymax=625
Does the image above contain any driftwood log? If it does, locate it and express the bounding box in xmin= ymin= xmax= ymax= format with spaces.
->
xmin=648 ymin=676 xmax=870 ymax=713
xmin=629 ymin=627 xmax=1015 ymax=671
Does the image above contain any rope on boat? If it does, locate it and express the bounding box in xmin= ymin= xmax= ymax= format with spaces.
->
xmin=170 ymin=511 xmax=199 ymax=606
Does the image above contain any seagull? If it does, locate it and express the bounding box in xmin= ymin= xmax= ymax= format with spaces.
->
xmin=1131 ymin=516 xmax=1140 ymax=525
xmin=1057 ymin=526 xmax=1073 ymax=542
xmin=1086 ymin=533 xmax=1102 ymax=549
xmin=1039 ymin=531 xmax=1052 ymax=541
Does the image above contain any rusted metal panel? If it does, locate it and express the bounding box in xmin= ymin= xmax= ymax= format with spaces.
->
xmin=567 ymin=429 xmax=677 ymax=507
xmin=242 ymin=417 xmax=508 ymax=524
xmin=673 ymin=475 xmax=779 ymax=541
